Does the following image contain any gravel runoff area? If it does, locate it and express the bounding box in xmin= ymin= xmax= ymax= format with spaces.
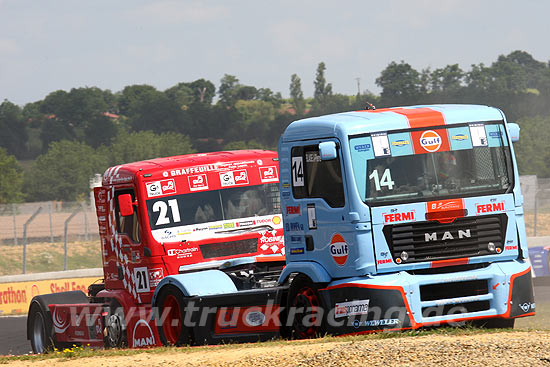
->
xmin=4 ymin=331 xmax=550 ymax=367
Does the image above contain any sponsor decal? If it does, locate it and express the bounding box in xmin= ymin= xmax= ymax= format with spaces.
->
xmin=354 ymin=143 xmax=371 ymax=152
xmin=335 ymin=299 xmax=370 ymax=318
xmin=286 ymin=205 xmax=300 ymax=215
xmin=290 ymin=247 xmax=305 ymax=255
xmin=285 ymin=222 xmax=304 ymax=232
xmin=132 ymin=319 xmax=155 ymax=347
xmin=272 ymin=216 xmax=281 ymax=225
xmin=220 ymin=169 xmax=249 ymax=187
xmin=223 ymin=222 xmax=235 ymax=229
xmin=282 ymin=191 xmax=290 ymax=198
xmin=208 ymin=224 xmax=223 ymax=230
xmin=519 ymin=302 xmax=535 ymax=313
xmin=377 ymin=259 xmax=392 ymax=265
xmin=244 ymin=311 xmax=266 ymax=327
xmin=357 ymin=318 xmax=400 ymax=328
xmin=427 ymin=198 xmax=464 ymax=211
xmin=259 ymin=233 xmax=284 ymax=244
xmin=166 ymin=247 xmax=199 ymax=258
xmin=188 ymin=174 xmax=208 ymax=191
xmin=237 ymin=220 xmax=254 ymax=227
xmin=259 ymin=166 xmax=278 ymax=183
xmin=290 ymin=236 xmax=302 ymax=243
xmin=452 ymin=134 xmax=469 ymax=141
xmin=419 ymin=130 xmax=442 ymax=152
xmin=148 ymin=268 xmax=164 ymax=287
xmin=282 ymin=182 xmax=291 ymax=189
xmin=383 ymin=210 xmax=416 ymax=223
xmin=391 ymin=139 xmax=410 ymax=147
xmin=329 ymin=234 xmax=348 ymax=266
xmin=166 ymin=164 xmax=217 ymax=178
xmin=505 ymin=245 xmax=518 ymax=251
xmin=52 ymin=308 xmax=70 ymax=333
xmin=476 ymin=202 xmax=505 ymax=214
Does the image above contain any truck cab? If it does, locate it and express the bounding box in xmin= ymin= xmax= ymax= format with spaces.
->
xmin=28 ymin=150 xmax=285 ymax=351
xmin=278 ymin=105 xmax=534 ymax=334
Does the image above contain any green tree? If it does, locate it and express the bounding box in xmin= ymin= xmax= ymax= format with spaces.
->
xmin=218 ymin=74 xmax=240 ymax=106
xmin=0 ymin=100 xmax=28 ymax=158
xmin=188 ymin=79 xmax=216 ymax=104
xmin=376 ymin=61 xmax=422 ymax=105
xmin=430 ymin=64 xmax=464 ymax=92
xmin=165 ymin=83 xmax=195 ymax=110
xmin=118 ymin=85 xmax=159 ymax=117
xmin=23 ymin=140 xmax=107 ymax=201
xmin=107 ymin=130 xmax=196 ymax=165
xmin=0 ymin=148 xmax=24 ymax=203
xmin=289 ymin=74 xmax=305 ymax=116
xmin=313 ymin=62 xmax=333 ymax=100
xmin=128 ymin=91 xmax=186 ymax=134
xmin=223 ymin=140 xmax=267 ymax=151
xmin=514 ymin=116 xmax=550 ymax=177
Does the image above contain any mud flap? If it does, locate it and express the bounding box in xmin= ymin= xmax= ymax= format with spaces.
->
xmin=320 ymin=285 xmax=413 ymax=335
xmin=509 ymin=269 xmax=536 ymax=317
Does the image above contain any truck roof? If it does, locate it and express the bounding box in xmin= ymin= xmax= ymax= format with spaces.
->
xmin=281 ymin=104 xmax=505 ymax=142
xmin=102 ymin=149 xmax=277 ymax=185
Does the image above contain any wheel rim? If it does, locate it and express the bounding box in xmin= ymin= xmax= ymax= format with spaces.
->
xmin=162 ymin=295 xmax=182 ymax=345
xmin=32 ymin=312 xmax=45 ymax=353
xmin=292 ymin=286 xmax=320 ymax=338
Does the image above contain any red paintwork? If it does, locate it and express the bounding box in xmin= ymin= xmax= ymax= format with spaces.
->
xmin=52 ymin=150 xmax=283 ymax=347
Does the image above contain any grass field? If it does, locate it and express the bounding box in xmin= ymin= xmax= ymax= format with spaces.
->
xmin=0 ymin=241 xmax=101 ymax=276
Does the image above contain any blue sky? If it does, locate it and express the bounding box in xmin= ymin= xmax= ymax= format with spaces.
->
xmin=1 ymin=0 xmax=549 ymax=105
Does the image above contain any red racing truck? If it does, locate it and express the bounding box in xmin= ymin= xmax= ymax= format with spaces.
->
xmin=27 ymin=150 xmax=284 ymax=352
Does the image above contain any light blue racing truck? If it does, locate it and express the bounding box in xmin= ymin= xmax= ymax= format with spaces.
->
xmin=277 ymin=104 xmax=534 ymax=336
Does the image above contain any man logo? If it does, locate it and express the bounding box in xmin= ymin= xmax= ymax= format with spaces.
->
xmin=132 ymin=319 xmax=155 ymax=347
xmin=420 ymin=130 xmax=442 ymax=152
xmin=329 ymin=233 xmax=348 ymax=266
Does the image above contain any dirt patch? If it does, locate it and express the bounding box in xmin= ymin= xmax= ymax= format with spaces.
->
xmin=4 ymin=331 xmax=550 ymax=367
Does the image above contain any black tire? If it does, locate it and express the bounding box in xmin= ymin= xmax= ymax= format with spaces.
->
xmin=286 ymin=274 xmax=326 ymax=339
xmin=155 ymin=285 xmax=192 ymax=346
xmin=29 ymin=303 xmax=54 ymax=354
xmin=472 ymin=318 xmax=515 ymax=329
xmin=104 ymin=299 xmax=128 ymax=348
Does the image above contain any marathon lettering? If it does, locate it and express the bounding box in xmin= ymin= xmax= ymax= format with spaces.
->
xmin=0 ymin=287 xmax=27 ymax=305
xmin=384 ymin=211 xmax=415 ymax=223
xmin=477 ymin=202 xmax=505 ymax=214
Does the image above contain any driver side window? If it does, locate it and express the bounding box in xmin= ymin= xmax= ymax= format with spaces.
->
xmin=115 ymin=189 xmax=140 ymax=243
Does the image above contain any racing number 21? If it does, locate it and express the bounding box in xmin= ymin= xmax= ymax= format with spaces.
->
xmin=152 ymin=199 xmax=181 ymax=226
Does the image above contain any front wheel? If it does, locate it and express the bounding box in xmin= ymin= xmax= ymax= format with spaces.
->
xmin=286 ymin=275 xmax=326 ymax=339
xmin=29 ymin=304 xmax=53 ymax=354
xmin=155 ymin=285 xmax=192 ymax=346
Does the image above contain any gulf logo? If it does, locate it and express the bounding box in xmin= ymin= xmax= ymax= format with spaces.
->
xmin=329 ymin=233 xmax=348 ymax=266
xmin=420 ymin=130 xmax=442 ymax=152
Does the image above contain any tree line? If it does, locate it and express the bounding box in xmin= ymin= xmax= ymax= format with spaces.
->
xmin=0 ymin=50 xmax=549 ymax=203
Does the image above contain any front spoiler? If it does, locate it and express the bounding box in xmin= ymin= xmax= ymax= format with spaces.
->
xmin=319 ymin=260 xmax=534 ymax=334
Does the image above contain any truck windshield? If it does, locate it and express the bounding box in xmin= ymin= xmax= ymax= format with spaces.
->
xmin=349 ymin=122 xmax=513 ymax=205
xmin=146 ymin=183 xmax=281 ymax=231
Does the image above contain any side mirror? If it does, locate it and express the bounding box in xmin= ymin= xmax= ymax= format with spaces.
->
xmin=507 ymin=122 xmax=520 ymax=142
xmin=319 ymin=141 xmax=337 ymax=160
xmin=118 ymin=194 xmax=135 ymax=216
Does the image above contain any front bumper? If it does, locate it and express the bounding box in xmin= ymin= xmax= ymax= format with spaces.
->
xmin=319 ymin=260 xmax=534 ymax=334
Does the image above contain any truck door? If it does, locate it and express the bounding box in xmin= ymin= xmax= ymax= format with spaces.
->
xmin=288 ymin=140 xmax=356 ymax=278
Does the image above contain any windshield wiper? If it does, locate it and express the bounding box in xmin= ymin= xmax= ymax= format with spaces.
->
xmin=215 ymin=224 xmax=274 ymax=234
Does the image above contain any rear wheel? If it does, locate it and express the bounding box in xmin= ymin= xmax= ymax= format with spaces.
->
xmin=29 ymin=304 xmax=53 ymax=354
xmin=287 ymin=275 xmax=325 ymax=339
xmin=156 ymin=286 xmax=192 ymax=346
xmin=104 ymin=300 xmax=127 ymax=348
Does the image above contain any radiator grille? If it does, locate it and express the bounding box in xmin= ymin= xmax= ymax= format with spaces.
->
xmin=200 ymin=238 xmax=258 ymax=259
xmin=383 ymin=214 xmax=507 ymax=263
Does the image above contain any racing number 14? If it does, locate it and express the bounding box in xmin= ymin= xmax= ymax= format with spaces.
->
xmin=369 ymin=168 xmax=395 ymax=191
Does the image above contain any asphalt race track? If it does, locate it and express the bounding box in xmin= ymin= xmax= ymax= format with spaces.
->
xmin=1 ymin=283 xmax=549 ymax=356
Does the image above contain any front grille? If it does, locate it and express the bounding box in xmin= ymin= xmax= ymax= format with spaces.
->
xmin=383 ymin=214 xmax=507 ymax=263
xmin=422 ymin=301 xmax=490 ymax=318
xmin=200 ymin=238 xmax=258 ymax=259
